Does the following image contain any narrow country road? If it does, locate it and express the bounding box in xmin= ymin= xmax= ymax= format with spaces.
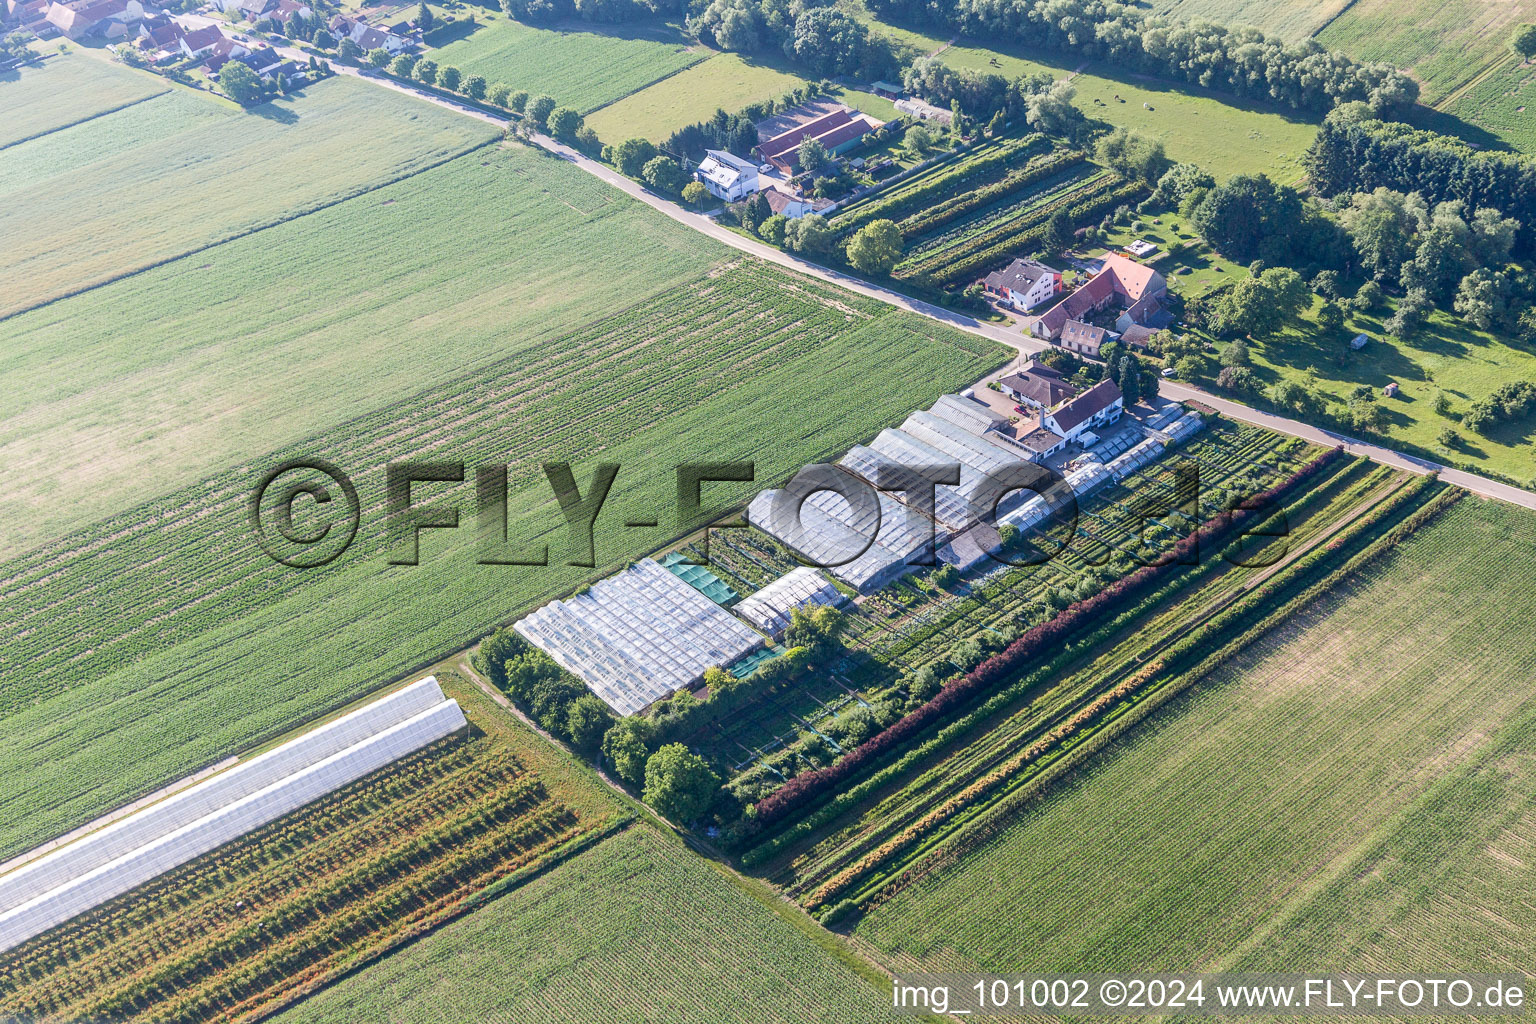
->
xmin=214 ymin=51 xmax=1536 ymax=513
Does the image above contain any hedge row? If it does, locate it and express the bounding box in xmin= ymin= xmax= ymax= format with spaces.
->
xmin=866 ymin=475 xmax=1462 ymax=914
xmin=898 ymin=150 xmax=1086 ymax=239
xmin=834 ymin=134 xmax=1048 ymax=235
xmin=746 ymin=446 xmax=1347 ymax=836
xmin=849 ymin=474 xmax=1458 ymax=915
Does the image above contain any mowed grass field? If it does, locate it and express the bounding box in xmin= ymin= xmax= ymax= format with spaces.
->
xmin=0 ymin=250 xmax=1002 ymax=861
xmin=0 ymin=73 xmax=496 ymax=319
xmin=0 ymin=52 xmax=168 ymax=149
xmin=861 ymin=14 xmax=1319 ymax=179
xmin=275 ymin=824 xmax=905 ymax=1024
xmin=584 ymin=52 xmax=804 ymax=142
xmin=429 ymin=15 xmax=705 ymax=113
xmin=0 ymin=145 xmax=714 ymax=556
xmin=854 ymin=497 xmax=1536 ymax=974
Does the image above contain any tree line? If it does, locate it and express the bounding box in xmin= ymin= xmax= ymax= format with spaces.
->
xmin=867 ymin=0 xmax=1417 ymax=118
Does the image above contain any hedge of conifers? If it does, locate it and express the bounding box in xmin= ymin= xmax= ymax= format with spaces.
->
xmin=745 ymin=446 xmax=1348 ymax=839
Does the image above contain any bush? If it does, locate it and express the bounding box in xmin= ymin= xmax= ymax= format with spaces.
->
xmin=757 ymin=213 xmax=788 ymax=246
xmin=641 ymin=155 xmax=686 ymax=195
xmin=681 ymin=181 xmax=709 ymax=207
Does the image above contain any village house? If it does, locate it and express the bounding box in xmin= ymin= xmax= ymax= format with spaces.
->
xmin=176 ymin=23 xmax=225 ymax=58
xmin=981 ymin=258 xmax=1062 ymax=312
xmin=694 ymin=150 xmax=760 ymax=202
xmin=1032 ymin=253 xmax=1167 ymax=342
xmin=756 ymin=106 xmax=875 ymax=173
xmin=1043 ymin=379 xmax=1125 ymax=442
xmin=44 ymin=0 xmax=142 ymax=39
xmin=1059 ymin=319 xmax=1109 ymax=358
xmin=764 ymin=190 xmax=832 ymax=219
xmin=996 ymin=362 xmax=1078 ymax=414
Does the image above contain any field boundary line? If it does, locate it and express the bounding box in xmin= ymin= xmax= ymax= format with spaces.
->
xmin=0 ymin=135 xmax=499 ymax=325
xmin=1310 ymin=0 xmax=1361 ymax=41
xmin=579 ymin=48 xmax=715 ymax=118
xmin=0 ymin=88 xmax=172 ymax=154
xmin=1434 ymin=51 xmax=1517 ymax=110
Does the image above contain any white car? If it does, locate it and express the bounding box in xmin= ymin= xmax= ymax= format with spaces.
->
xmin=1161 ymin=367 xmax=1176 ymax=378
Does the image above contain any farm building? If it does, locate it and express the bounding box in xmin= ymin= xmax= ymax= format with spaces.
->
xmin=694 ymin=149 xmax=760 ymax=202
xmin=931 ymin=393 xmax=1009 ymax=436
xmin=734 ymin=568 xmax=845 ymax=637
xmin=756 ymin=106 xmax=875 ymax=173
xmin=1032 ymin=254 xmax=1167 ymax=342
xmin=982 ymin=258 xmax=1062 ymax=312
xmin=514 ymin=559 xmax=764 ymax=716
xmin=44 ymin=0 xmax=142 ymax=39
xmin=0 ymin=678 xmax=465 ymax=954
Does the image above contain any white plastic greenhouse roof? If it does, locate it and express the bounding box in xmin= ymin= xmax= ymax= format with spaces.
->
xmin=734 ymin=568 xmax=844 ymax=636
xmin=0 ymin=680 xmax=466 ymax=954
xmin=931 ymin=394 xmax=1007 ymax=436
xmin=514 ymin=559 xmax=765 ymax=716
xmin=839 ymin=445 xmax=976 ymax=533
xmin=900 ymin=411 xmax=1025 ymax=478
xmin=747 ymin=489 xmax=925 ymax=592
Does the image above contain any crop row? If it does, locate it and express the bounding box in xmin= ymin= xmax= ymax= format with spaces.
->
xmin=833 ymin=134 xmax=1049 ymax=235
xmin=898 ymin=150 xmax=1089 ymax=240
xmin=917 ymin=179 xmax=1147 ymax=287
xmin=853 ymin=475 xmax=1460 ymax=917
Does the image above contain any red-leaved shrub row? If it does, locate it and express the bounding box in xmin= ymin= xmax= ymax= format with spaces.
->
xmin=749 ymin=446 xmax=1345 ymax=832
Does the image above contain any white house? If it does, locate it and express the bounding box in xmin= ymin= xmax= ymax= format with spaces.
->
xmin=765 ymin=189 xmax=832 ymax=220
xmin=694 ymin=149 xmax=760 ymax=202
xmin=1044 ymin=379 xmax=1124 ymax=442
xmin=981 ymin=258 xmax=1062 ymax=312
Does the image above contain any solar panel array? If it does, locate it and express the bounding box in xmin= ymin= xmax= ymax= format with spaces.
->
xmin=734 ymin=568 xmax=845 ymax=636
xmin=0 ymin=679 xmax=466 ymax=954
xmin=515 ymin=559 xmax=765 ymax=716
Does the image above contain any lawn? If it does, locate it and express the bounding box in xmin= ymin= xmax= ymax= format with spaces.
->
xmin=429 ymin=14 xmax=706 ymax=114
xmin=584 ymin=51 xmax=805 ymax=142
xmin=275 ymin=825 xmax=906 ymax=1024
xmin=0 ymin=49 xmax=168 ymax=150
xmin=0 ymin=241 xmax=1003 ymax=861
xmin=0 ymin=74 xmax=497 ymax=320
xmin=0 ymin=144 xmax=713 ymax=557
xmin=0 ymin=670 xmax=626 ymax=1024
xmin=855 ymin=9 xmax=1321 ymax=180
xmin=855 ymin=496 xmax=1536 ymax=974
xmin=1234 ymin=296 xmax=1536 ymax=487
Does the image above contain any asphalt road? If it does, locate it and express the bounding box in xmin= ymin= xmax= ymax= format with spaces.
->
xmin=194 ymin=47 xmax=1536 ymax=512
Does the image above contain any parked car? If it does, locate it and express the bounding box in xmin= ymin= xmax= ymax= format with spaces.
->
xmin=1161 ymin=367 xmax=1176 ymax=378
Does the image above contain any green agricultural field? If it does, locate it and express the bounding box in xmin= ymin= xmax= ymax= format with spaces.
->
xmin=857 ymin=11 xmax=1320 ymax=180
xmin=0 ymin=51 xmax=168 ymax=149
xmin=0 ymin=75 xmax=496 ymax=319
xmin=429 ymin=16 xmax=705 ymax=114
xmin=1144 ymin=0 xmax=1343 ymax=40
xmin=275 ymin=825 xmax=905 ymax=1024
xmin=1444 ymin=62 xmax=1536 ymax=153
xmin=585 ymin=52 xmax=805 ymax=142
xmin=856 ymin=494 xmax=1536 ymax=975
xmin=0 ymin=145 xmax=714 ymax=556
xmin=0 ymin=249 xmax=1002 ymax=860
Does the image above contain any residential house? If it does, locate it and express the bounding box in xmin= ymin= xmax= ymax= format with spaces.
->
xmin=231 ymin=44 xmax=283 ymax=77
xmin=694 ymin=149 xmax=760 ymax=202
xmin=177 ymin=23 xmax=224 ymax=58
xmin=1032 ymin=253 xmax=1168 ymax=342
xmin=235 ymin=0 xmax=274 ymax=20
xmin=764 ymin=189 xmax=832 ymax=219
xmin=201 ymin=31 xmax=248 ymax=71
xmin=981 ymin=258 xmax=1062 ymax=312
xmin=135 ymin=14 xmax=180 ymax=50
xmin=1059 ymin=319 xmax=1108 ymax=358
xmin=996 ymin=363 xmax=1078 ymax=413
xmin=1043 ymin=380 xmax=1125 ymax=442
xmin=45 ymin=0 xmax=142 ymax=39
xmin=353 ymin=22 xmax=403 ymax=51
xmin=757 ymin=106 xmax=875 ymax=173
xmin=1117 ymin=324 xmax=1159 ymax=351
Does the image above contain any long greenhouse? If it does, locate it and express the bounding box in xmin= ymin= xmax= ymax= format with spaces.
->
xmin=0 ymin=678 xmax=467 ymax=954
xmin=734 ymin=568 xmax=845 ymax=636
xmin=514 ymin=558 xmax=765 ymax=715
